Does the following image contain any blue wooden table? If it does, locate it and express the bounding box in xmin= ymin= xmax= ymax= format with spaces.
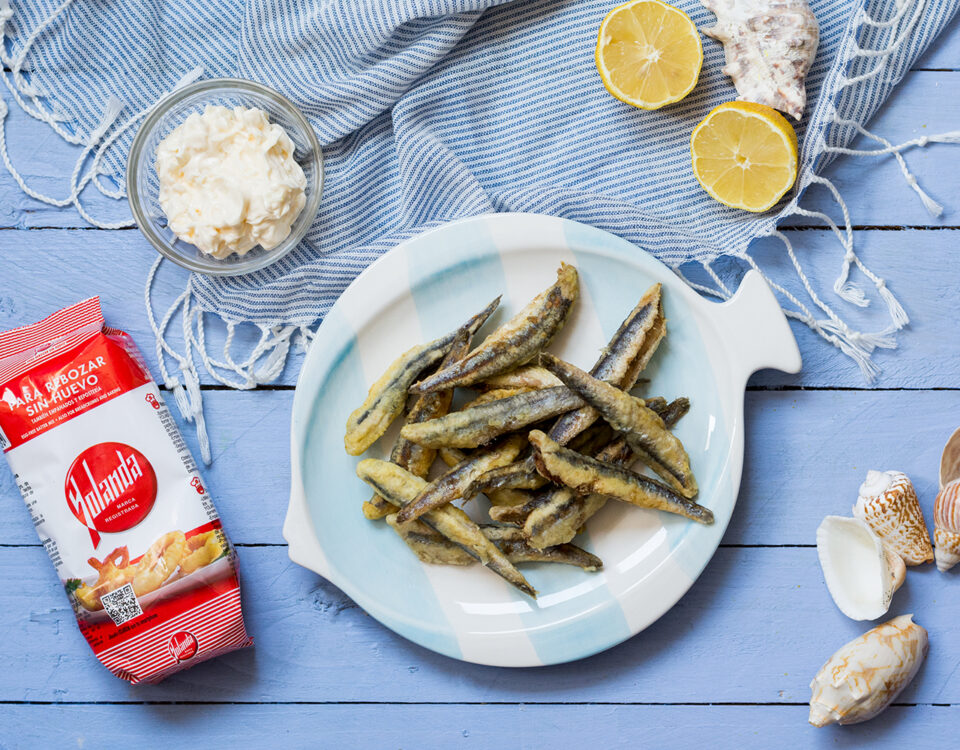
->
xmin=1 ymin=19 xmax=960 ymax=747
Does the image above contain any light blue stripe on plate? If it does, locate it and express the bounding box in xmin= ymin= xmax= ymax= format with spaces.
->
xmin=405 ymin=217 xmax=506 ymax=339
xmin=302 ymin=304 xmax=462 ymax=660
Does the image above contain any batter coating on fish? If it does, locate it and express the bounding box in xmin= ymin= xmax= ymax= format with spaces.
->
xmin=344 ymin=296 xmax=499 ymax=456
xmin=548 ymin=283 xmax=662 ymax=446
xmin=540 ymin=353 xmax=698 ymax=498
xmin=363 ymin=330 xmax=472 ymax=520
xmin=467 ymin=287 xmax=665 ymax=494
xmin=528 ymin=431 xmax=713 ymax=525
xmin=481 ymin=366 xmax=563 ymax=391
xmin=523 ymin=397 xmax=691 ymax=547
xmin=411 ymin=263 xmax=579 ymax=393
xmin=386 ymin=516 xmax=602 ymax=570
xmin=438 ymin=448 xmax=532 ymax=508
xmin=396 ymin=435 xmax=526 ymax=523
xmin=356 ymin=459 xmax=536 ymax=597
xmin=523 ymin=437 xmax=632 ymax=549
xmin=400 ymin=386 xmax=584 ymax=449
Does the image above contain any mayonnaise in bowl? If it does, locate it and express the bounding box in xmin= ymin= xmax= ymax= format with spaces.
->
xmin=155 ymin=104 xmax=307 ymax=259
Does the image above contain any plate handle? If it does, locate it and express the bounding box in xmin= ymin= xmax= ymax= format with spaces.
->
xmin=715 ymin=270 xmax=802 ymax=380
xmin=283 ymin=455 xmax=332 ymax=579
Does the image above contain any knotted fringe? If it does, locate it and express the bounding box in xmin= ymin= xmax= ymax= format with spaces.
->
xmin=689 ymin=0 xmax=956 ymax=382
xmin=146 ymin=257 xmax=313 ymax=465
xmin=0 ymin=0 xmax=204 ymax=227
xmin=2 ymin=0 xmax=959 ymax=458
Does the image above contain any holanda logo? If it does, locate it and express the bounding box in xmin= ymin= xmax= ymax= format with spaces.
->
xmin=169 ymin=631 xmax=199 ymax=662
xmin=64 ymin=442 xmax=158 ymax=547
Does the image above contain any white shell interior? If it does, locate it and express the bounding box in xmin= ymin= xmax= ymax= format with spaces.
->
xmin=816 ymin=516 xmax=892 ymax=621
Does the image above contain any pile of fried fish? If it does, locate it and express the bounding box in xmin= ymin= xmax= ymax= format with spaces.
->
xmin=344 ymin=263 xmax=712 ymax=598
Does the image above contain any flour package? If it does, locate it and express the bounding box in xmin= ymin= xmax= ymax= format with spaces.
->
xmin=0 ymin=298 xmax=252 ymax=683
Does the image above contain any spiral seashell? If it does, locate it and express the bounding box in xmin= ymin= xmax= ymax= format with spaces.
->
xmin=940 ymin=426 xmax=960 ymax=489
xmin=934 ymin=479 xmax=960 ymax=572
xmin=809 ymin=614 xmax=928 ymax=727
xmin=853 ymin=470 xmax=933 ymax=566
xmin=701 ymin=0 xmax=819 ymax=120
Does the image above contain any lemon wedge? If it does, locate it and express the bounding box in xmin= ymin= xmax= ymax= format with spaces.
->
xmin=690 ymin=101 xmax=799 ymax=212
xmin=595 ymin=0 xmax=703 ymax=110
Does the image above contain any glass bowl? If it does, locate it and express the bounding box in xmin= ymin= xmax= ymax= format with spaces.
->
xmin=126 ymin=78 xmax=323 ymax=276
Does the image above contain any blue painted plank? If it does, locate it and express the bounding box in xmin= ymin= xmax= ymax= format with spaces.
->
xmin=2 ymin=71 xmax=960 ymax=230
xmin=1 ymin=226 xmax=956 ymax=387
xmin=0 ymin=544 xmax=955 ymax=704
xmin=1 ymin=704 xmax=957 ymax=749
xmin=2 ymin=389 xmax=956 ymax=547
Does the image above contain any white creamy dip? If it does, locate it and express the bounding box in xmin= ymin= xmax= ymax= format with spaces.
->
xmin=156 ymin=105 xmax=307 ymax=259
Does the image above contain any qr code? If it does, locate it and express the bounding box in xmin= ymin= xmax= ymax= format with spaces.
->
xmin=100 ymin=583 xmax=143 ymax=626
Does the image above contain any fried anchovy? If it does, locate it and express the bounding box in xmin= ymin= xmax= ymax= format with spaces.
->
xmin=439 ymin=448 xmax=532 ymax=509
xmin=356 ymin=459 xmax=536 ymax=597
xmin=386 ymin=514 xmax=477 ymax=565
xmin=466 ymin=286 xmax=665 ymax=492
xmin=465 ymin=397 xmax=673 ymax=498
xmin=401 ymin=386 xmax=584 ymax=449
xmin=364 ymin=330 xmax=472 ymax=520
xmin=488 ymin=503 xmax=532 ymax=525
xmin=523 ymin=399 xmax=691 ymax=548
xmin=479 ymin=526 xmax=603 ymax=570
xmin=466 ymin=387 xmax=531 ymax=408
xmin=481 ymin=366 xmax=564 ymax=391
xmin=387 ymin=516 xmax=601 ymax=570
xmin=621 ymin=296 xmax=666 ymax=391
xmin=344 ymin=297 xmax=499 ymax=455
xmin=540 ymin=353 xmax=697 ymax=498
xmin=396 ymin=435 xmax=526 ymax=523
xmin=411 ymin=263 xmax=579 ymax=393
xmin=528 ymin=431 xmax=713 ymax=525
xmin=523 ymin=438 xmax=632 ymax=549
xmin=547 ymin=283 xmax=662 ymax=446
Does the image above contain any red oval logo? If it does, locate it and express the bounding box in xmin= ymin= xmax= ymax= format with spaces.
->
xmin=64 ymin=442 xmax=157 ymax=547
xmin=169 ymin=631 xmax=199 ymax=662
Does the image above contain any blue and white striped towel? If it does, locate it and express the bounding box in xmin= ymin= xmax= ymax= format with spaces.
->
xmin=1 ymin=0 xmax=957 ymax=448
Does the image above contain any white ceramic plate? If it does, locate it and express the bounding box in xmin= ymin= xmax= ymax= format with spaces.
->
xmin=284 ymin=213 xmax=801 ymax=666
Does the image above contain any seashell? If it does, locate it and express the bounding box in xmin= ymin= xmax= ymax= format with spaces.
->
xmin=701 ymin=0 xmax=819 ymax=120
xmin=933 ymin=479 xmax=960 ymax=572
xmin=941 ymin=426 xmax=960 ymax=489
xmin=816 ymin=515 xmax=905 ymax=621
xmin=809 ymin=614 xmax=928 ymax=727
xmin=853 ymin=470 xmax=933 ymax=566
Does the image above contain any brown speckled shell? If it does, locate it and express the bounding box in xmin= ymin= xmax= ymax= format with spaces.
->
xmin=854 ymin=472 xmax=933 ymax=566
xmin=934 ymin=479 xmax=960 ymax=572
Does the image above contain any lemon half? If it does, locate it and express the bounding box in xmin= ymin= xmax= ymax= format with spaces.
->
xmin=690 ymin=101 xmax=799 ymax=212
xmin=596 ymin=0 xmax=703 ymax=110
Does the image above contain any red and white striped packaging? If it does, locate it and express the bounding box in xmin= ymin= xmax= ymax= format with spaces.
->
xmin=0 ymin=298 xmax=252 ymax=683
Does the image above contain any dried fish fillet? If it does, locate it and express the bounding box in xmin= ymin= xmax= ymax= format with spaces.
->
xmin=344 ymin=297 xmax=499 ymax=455
xmin=396 ymin=435 xmax=526 ymax=523
xmin=364 ymin=330 xmax=472 ymax=520
xmin=401 ymin=386 xmax=584 ymax=449
xmin=702 ymin=0 xmax=819 ymax=120
xmin=528 ymin=431 xmax=713 ymax=525
xmin=481 ymin=366 xmax=564 ymax=391
xmin=356 ymin=459 xmax=536 ymax=596
xmin=411 ymin=264 xmax=579 ymax=393
xmin=541 ymin=353 xmax=697 ymax=498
